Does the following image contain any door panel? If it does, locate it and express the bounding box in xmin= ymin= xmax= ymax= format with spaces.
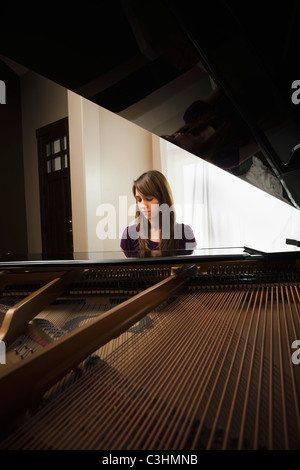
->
xmin=36 ymin=117 xmax=73 ymax=257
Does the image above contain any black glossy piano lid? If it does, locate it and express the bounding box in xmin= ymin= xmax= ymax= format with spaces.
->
xmin=1 ymin=1 xmax=300 ymax=170
xmin=0 ymin=246 xmax=300 ymax=269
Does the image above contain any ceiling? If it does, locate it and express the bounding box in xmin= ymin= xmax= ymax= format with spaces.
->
xmin=0 ymin=1 xmax=201 ymax=113
xmin=0 ymin=0 xmax=299 ymax=117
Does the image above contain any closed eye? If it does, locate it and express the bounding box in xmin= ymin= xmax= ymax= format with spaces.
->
xmin=136 ymin=196 xmax=153 ymax=202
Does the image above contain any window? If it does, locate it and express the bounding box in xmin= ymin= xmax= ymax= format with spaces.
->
xmin=46 ymin=136 xmax=68 ymax=174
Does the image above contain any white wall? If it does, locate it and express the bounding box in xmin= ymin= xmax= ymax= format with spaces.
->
xmin=68 ymin=92 xmax=153 ymax=254
xmin=21 ymin=71 xmax=68 ymax=253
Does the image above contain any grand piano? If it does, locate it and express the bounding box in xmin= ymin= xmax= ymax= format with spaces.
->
xmin=0 ymin=0 xmax=299 ymax=450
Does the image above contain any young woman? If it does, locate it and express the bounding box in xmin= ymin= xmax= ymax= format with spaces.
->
xmin=120 ymin=170 xmax=196 ymax=256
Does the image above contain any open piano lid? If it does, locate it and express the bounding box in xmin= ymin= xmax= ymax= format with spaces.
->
xmin=1 ymin=1 xmax=300 ymax=208
xmin=164 ymin=0 xmax=300 ymax=208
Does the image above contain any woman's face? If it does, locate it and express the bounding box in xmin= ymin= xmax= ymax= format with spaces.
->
xmin=135 ymin=189 xmax=160 ymax=221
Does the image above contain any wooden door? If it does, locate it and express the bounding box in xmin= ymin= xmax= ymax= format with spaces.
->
xmin=36 ymin=117 xmax=73 ymax=257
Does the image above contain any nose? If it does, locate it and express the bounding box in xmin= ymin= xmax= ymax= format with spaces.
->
xmin=140 ymin=198 xmax=148 ymax=208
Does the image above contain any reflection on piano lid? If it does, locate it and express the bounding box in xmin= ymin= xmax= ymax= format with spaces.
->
xmin=1 ymin=1 xmax=300 ymax=206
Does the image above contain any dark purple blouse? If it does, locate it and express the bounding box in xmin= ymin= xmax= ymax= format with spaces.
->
xmin=120 ymin=223 xmax=196 ymax=255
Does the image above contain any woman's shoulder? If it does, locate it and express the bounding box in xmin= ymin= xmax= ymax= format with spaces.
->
xmin=175 ymin=223 xmax=195 ymax=240
xmin=121 ymin=224 xmax=139 ymax=240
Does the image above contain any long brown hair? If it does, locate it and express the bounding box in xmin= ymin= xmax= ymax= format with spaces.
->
xmin=133 ymin=170 xmax=178 ymax=251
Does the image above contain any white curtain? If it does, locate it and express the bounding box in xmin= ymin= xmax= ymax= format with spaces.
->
xmin=160 ymin=139 xmax=300 ymax=253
